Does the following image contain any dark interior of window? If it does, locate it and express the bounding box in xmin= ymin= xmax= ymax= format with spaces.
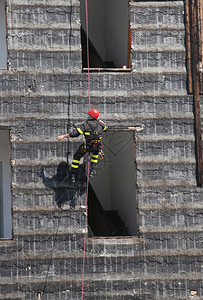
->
xmin=0 ymin=162 xmax=3 ymax=237
xmin=0 ymin=0 xmax=7 ymax=69
xmin=80 ymin=0 xmax=131 ymax=70
xmin=0 ymin=130 xmax=12 ymax=239
xmin=88 ymin=131 xmax=138 ymax=237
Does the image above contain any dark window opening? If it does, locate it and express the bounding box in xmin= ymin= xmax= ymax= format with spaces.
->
xmin=0 ymin=0 xmax=7 ymax=69
xmin=88 ymin=131 xmax=138 ymax=237
xmin=80 ymin=0 xmax=131 ymax=71
xmin=0 ymin=130 xmax=12 ymax=239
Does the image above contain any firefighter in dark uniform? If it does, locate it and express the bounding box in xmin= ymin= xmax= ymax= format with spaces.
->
xmin=56 ymin=108 xmax=106 ymax=180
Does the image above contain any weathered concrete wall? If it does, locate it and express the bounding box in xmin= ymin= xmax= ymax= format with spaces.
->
xmin=0 ymin=0 xmax=202 ymax=299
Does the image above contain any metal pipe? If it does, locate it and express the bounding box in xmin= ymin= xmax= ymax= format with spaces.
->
xmin=184 ymin=0 xmax=193 ymax=93
xmin=190 ymin=0 xmax=203 ymax=186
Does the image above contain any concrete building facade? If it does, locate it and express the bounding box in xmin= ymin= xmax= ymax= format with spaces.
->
xmin=0 ymin=0 xmax=202 ymax=299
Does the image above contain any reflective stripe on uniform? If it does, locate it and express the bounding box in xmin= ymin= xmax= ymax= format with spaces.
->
xmin=77 ymin=128 xmax=83 ymax=134
xmin=92 ymin=155 xmax=99 ymax=158
xmin=84 ymin=132 xmax=90 ymax=135
xmin=91 ymin=159 xmax=98 ymax=163
xmin=103 ymin=127 xmax=106 ymax=131
xmin=71 ymin=159 xmax=80 ymax=169
xmin=72 ymin=159 xmax=80 ymax=164
xmin=71 ymin=164 xmax=79 ymax=169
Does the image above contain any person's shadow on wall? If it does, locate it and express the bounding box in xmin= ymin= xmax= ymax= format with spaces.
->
xmin=37 ymin=161 xmax=87 ymax=209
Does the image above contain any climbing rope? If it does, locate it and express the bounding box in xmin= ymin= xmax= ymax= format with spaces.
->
xmin=85 ymin=0 xmax=91 ymax=110
xmin=81 ymin=155 xmax=90 ymax=300
xmin=37 ymin=1 xmax=90 ymax=298
xmin=81 ymin=0 xmax=91 ymax=299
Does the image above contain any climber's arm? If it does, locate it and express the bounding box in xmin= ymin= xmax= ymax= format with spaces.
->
xmin=56 ymin=133 xmax=70 ymax=141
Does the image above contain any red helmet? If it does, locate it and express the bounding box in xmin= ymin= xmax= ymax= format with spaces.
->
xmin=88 ymin=108 xmax=99 ymax=119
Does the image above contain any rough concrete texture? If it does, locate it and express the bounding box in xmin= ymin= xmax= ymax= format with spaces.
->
xmin=0 ymin=0 xmax=202 ymax=299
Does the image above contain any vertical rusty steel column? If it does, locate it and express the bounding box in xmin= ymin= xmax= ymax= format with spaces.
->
xmin=199 ymin=0 xmax=203 ymax=92
xmin=184 ymin=0 xmax=193 ymax=93
xmin=127 ymin=4 xmax=132 ymax=69
xmin=200 ymin=0 xmax=203 ymax=64
xmin=133 ymin=131 xmax=139 ymax=236
xmin=190 ymin=0 xmax=203 ymax=186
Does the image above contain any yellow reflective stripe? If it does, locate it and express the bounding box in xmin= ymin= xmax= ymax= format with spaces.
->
xmin=103 ymin=127 xmax=106 ymax=131
xmin=71 ymin=164 xmax=79 ymax=169
xmin=99 ymin=137 xmax=102 ymax=139
xmin=84 ymin=132 xmax=90 ymax=135
xmin=72 ymin=160 xmax=80 ymax=164
xmin=77 ymin=128 xmax=83 ymax=134
xmin=91 ymin=159 xmax=98 ymax=163
xmin=92 ymin=155 xmax=99 ymax=158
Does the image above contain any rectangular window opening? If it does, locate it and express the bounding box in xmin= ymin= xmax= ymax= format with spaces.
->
xmin=0 ymin=0 xmax=8 ymax=69
xmin=80 ymin=0 xmax=131 ymax=72
xmin=0 ymin=130 xmax=12 ymax=239
xmin=88 ymin=131 xmax=138 ymax=237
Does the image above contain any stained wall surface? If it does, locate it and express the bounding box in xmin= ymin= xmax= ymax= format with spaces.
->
xmin=0 ymin=0 xmax=202 ymax=299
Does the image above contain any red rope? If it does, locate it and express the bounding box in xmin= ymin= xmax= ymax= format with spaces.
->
xmin=81 ymin=1 xmax=91 ymax=299
xmin=81 ymin=156 xmax=90 ymax=300
xmin=85 ymin=0 xmax=91 ymax=110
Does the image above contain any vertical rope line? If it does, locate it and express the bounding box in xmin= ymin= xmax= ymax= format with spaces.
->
xmin=85 ymin=0 xmax=91 ymax=109
xmin=81 ymin=156 xmax=90 ymax=300
xmin=82 ymin=1 xmax=91 ymax=299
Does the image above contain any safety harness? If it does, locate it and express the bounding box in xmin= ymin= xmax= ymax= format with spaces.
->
xmin=87 ymin=120 xmax=101 ymax=141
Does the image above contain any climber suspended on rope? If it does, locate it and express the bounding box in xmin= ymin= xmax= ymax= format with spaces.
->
xmin=56 ymin=108 xmax=106 ymax=181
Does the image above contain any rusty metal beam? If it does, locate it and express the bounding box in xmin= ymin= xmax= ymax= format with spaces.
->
xmin=198 ymin=0 xmax=203 ymax=92
xmin=190 ymin=0 xmax=203 ymax=186
xmin=184 ymin=0 xmax=193 ymax=93
xmin=200 ymin=0 xmax=203 ymax=64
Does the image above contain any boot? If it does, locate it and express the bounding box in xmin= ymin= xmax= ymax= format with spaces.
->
xmin=69 ymin=172 xmax=75 ymax=182
xmin=89 ymin=168 xmax=96 ymax=177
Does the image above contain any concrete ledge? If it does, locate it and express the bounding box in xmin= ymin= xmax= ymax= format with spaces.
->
xmin=0 ymin=272 xmax=201 ymax=284
xmin=0 ymin=90 xmax=188 ymax=98
xmin=12 ymin=206 xmax=86 ymax=212
xmin=10 ymin=156 xmax=196 ymax=167
xmin=140 ymin=226 xmax=202 ymax=233
xmin=137 ymin=156 xmax=196 ymax=165
xmin=7 ymin=0 xmax=80 ymax=7
xmin=132 ymin=45 xmax=185 ymax=52
xmin=130 ymin=1 xmax=184 ymax=8
xmin=136 ymin=134 xmax=195 ymax=142
xmin=139 ymin=204 xmax=203 ymax=211
xmin=137 ymin=179 xmax=197 ymax=188
xmin=0 ymin=112 xmax=195 ymax=121
xmin=7 ymin=25 xmax=80 ymax=30
xmin=131 ymin=24 xmax=185 ymax=31
xmin=1 ymin=248 xmax=202 ymax=262
xmin=13 ymin=228 xmax=86 ymax=236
